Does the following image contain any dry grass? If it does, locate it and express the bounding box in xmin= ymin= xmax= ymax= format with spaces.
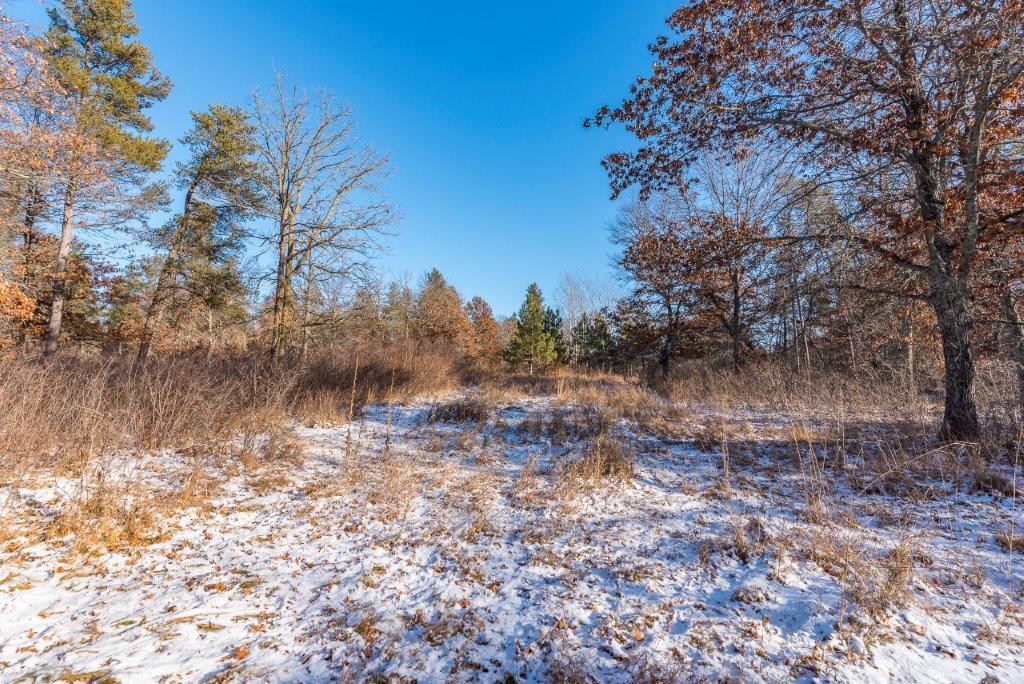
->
xmin=429 ymin=394 xmax=492 ymax=425
xmin=556 ymin=432 xmax=636 ymax=493
xmin=523 ymin=403 xmax=610 ymax=442
xmin=809 ymin=530 xmax=917 ymax=618
xmin=0 ymin=343 xmax=459 ymax=551
xmin=2 ymin=348 xmax=1019 ymax=561
xmin=47 ymin=479 xmax=161 ymax=553
xmin=996 ymin=528 xmax=1023 ymax=554
xmin=547 ymin=652 xmax=597 ymax=683
xmin=660 ymin=360 xmax=929 ymax=417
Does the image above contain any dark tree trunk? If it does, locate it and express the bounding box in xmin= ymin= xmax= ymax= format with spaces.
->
xmin=930 ymin=279 xmax=981 ymax=442
xmin=901 ymin=312 xmax=916 ymax=396
xmin=269 ymin=214 xmax=295 ymax=361
xmin=659 ymin=339 xmax=672 ymax=377
xmin=730 ymin=270 xmax=742 ymax=374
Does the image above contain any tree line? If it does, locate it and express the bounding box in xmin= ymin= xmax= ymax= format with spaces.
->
xmin=0 ymin=0 xmax=397 ymax=362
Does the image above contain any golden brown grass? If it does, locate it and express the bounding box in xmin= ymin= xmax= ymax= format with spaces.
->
xmin=0 ymin=343 xmax=460 ymax=551
xmin=2 ymin=349 xmax=1018 ymax=557
xmin=809 ymin=531 xmax=917 ymax=618
xmin=428 ymin=393 xmax=492 ymax=425
xmin=556 ymin=432 xmax=636 ymax=491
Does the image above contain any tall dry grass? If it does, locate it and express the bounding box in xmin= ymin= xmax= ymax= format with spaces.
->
xmin=0 ymin=342 xmax=458 ymax=472
xmin=659 ymin=358 xmax=1017 ymax=423
xmin=0 ymin=342 xmax=460 ymax=549
xmin=2 ymin=346 xmax=1018 ymax=553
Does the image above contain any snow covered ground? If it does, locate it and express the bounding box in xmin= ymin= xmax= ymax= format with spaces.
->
xmin=1 ymin=391 xmax=1023 ymax=682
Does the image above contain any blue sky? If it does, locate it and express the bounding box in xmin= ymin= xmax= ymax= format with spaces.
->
xmin=10 ymin=0 xmax=675 ymax=315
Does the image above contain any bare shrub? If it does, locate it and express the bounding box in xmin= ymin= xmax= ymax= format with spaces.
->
xmin=291 ymin=342 xmax=458 ymax=425
xmin=429 ymin=394 xmax=491 ymax=425
xmin=365 ymin=454 xmax=435 ymax=522
xmin=524 ymin=404 xmax=610 ymax=442
xmin=995 ymin=528 xmax=1022 ymax=554
xmin=660 ymin=360 xmax=927 ymax=418
xmin=557 ymin=432 xmax=636 ymax=491
xmin=0 ymin=344 xmax=454 ymax=472
xmin=547 ymin=651 xmax=597 ymax=683
xmin=700 ymin=516 xmax=771 ymax=565
xmin=811 ymin=532 xmax=916 ymax=617
xmin=695 ymin=416 xmax=728 ymax=453
xmin=262 ymin=426 xmax=306 ymax=465
xmin=971 ymin=468 xmax=1017 ymax=498
xmin=48 ymin=473 xmax=160 ymax=553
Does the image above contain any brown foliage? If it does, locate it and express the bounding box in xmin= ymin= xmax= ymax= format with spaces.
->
xmin=590 ymin=0 xmax=1024 ymax=441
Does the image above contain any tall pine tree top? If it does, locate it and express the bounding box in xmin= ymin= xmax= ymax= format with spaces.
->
xmin=46 ymin=0 xmax=171 ymax=171
xmin=506 ymin=283 xmax=557 ymax=374
xmin=176 ymin=105 xmax=260 ymax=210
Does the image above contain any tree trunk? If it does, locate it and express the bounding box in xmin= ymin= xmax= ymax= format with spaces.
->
xmin=16 ymin=187 xmax=43 ymax=348
xmin=44 ymin=181 xmax=77 ymax=357
xmin=659 ymin=338 xmax=672 ymax=377
xmin=136 ymin=186 xmax=197 ymax=366
xmin=795 ymin=288 xmax=811 ymax=374
xmin=21 ymin=185 xmax=42 ymax=264
xmin=299 ymin=243 xmax=315 ymax=361
xmin=912 ymin=146 xmax=981 ymax=441
xmin=269 ymin=214 xmax=293 ymax=360
xmin=730 ymin=269 xmax=742 ymax=373
xmin=902 ymin=311 xmax=916 ymax=397
xmin=931 ymin=279 xmax=981 ymax=442
xmin=1001 ymin=288 xmax=1024 ymax=420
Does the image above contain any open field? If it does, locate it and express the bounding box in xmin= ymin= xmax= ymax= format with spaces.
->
xmin=5 ymin=0 xmax=1024 ymax=681
xmin=2 ymin=364 xmax=1022 ymax=682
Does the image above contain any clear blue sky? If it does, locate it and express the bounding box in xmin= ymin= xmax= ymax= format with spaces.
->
xmin=10 ymin=0 xmax=675 ymax=315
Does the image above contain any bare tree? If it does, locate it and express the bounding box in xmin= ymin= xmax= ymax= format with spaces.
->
xmin=555 ymin=272 xmax=620 ymax=363
xmin=251 ymin=73 xmax=394 ymax=359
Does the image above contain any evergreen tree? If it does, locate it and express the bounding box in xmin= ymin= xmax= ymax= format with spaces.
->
xmin=609 ymin=297 xmax=659 ymax=371
xmin=43 ymin=0 xmax=172 ymax=355
xmin=505 ymin=283 xmax=557 ymax=374
xmin=383 ymin=280 xmax=415 ymax=341
xmin=173 ymin=201 xmax=249 ymax=355
xmin=572 ymin=310 xmax=616 ymax=369
xmin=543 ymin=306 xmax=569 ymax=364
xmin=346 ymin=285 xmax=386 ymax=343
xmin=136 ymin=104 xmax=258 ymax=362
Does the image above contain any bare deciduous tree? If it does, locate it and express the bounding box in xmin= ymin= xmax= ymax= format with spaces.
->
xmin=251 ymin=73 xmax=394 ymax=359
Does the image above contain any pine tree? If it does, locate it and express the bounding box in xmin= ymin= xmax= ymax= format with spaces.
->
xmin=572 ymin=310 xmax=616 ymax=369
xmin=171 ymin=201 xmax=249 ymax=356
xmin=543 ymin=306 xmax=569 ymax=365
xmin=383 ymin=280 xmax=415 ymax=341
xmin=346 ymin=286 xmax=386 ymax=344
xmin=43 ymin=0 xmax=172 ymax=355
xmin=506 ymin=283 xmax=557 ymax=374
xmin=136 ymin=104 xmax=257 ymax=363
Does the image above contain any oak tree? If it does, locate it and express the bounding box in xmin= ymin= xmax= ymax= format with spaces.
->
xmin=590 ymin=0 xmax=1024 ymax=440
